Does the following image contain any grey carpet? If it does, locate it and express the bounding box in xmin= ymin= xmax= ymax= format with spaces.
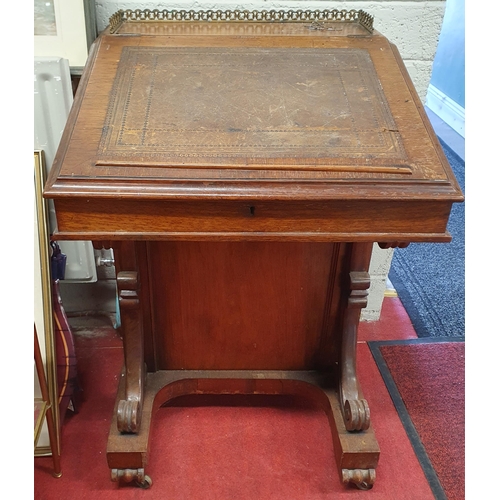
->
xmin=388 ymin=139 xmax=465 ymax=338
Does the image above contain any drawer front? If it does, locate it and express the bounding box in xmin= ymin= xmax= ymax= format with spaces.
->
xmin=53 ymin=198 xmax=452 ymax=242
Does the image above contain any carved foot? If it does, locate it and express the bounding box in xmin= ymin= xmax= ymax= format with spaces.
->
xmin=343 ymin=398 xmax=370 ymax=431
xmin=342 ymin=469 xmax=375 ymax=490
xmin=117 ymin=399 xmax=142 ymax=433
xmin=111 ymin=468 xmax=153 ymax=489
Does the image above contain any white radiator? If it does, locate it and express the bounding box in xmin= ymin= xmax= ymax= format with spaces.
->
xmin=34 ymin=57 xmax=97 ymax=282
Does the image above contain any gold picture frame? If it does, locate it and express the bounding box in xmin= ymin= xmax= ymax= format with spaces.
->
xmin=34 ymin=150 xmax=60 ymax=456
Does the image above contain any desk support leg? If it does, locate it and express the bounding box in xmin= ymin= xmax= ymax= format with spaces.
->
xmin=339 ymin=243 xmax=372 ymax=432
xmin=116 ymin=271 xmax=145 ymax=434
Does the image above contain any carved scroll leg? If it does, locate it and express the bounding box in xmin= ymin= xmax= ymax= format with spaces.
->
xmin=340 ymin=267 xmax=371 ymax=432
xmin=116 ymin=271 xmax=145 ymax=434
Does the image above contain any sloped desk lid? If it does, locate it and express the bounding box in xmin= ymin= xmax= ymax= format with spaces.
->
xmin=44 ymin=10 xmax=463 ymax=241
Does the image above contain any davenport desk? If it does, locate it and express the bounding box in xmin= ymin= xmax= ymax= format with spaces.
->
xmin=44 ymin=8 xmax=464 ymax=491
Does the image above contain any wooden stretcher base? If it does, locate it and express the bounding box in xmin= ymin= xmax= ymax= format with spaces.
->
xmin=107 ymin=369 xmax=380 ymax=490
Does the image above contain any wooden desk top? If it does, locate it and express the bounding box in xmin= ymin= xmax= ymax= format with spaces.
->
xmin=44 ymin=10 xmax=463 ymax=243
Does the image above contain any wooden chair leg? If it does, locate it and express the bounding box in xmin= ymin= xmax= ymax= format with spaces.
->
xmin=35 ymin=324 xmax=62 ymax=478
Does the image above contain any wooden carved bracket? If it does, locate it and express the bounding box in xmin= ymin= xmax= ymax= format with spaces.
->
xmin=116 ymin=271 xmax=145 ymax=434
xmin=378 ymin=242 xmax=410 ymax=249
xmin=339 ymin=270 xmax=371 ymax=431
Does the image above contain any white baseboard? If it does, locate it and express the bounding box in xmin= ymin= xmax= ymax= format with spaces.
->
xmin=426 ymin=84 xmax=465 ymax=138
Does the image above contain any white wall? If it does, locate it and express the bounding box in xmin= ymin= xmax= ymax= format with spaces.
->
xmin=92 ymin=0 xmax=447 ymax=321
xmin=426 ymin=0 xmax=465 ymax=138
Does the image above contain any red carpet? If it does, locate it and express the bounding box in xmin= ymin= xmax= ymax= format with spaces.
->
xmin=369 ymin=339 xmax=465 ymax=500
xmin=34 ymin=298 xmax=437 ymax=499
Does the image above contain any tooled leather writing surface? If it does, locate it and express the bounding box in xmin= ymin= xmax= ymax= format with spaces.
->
xmin=98 ymin=47 xmax=406 ymax=169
